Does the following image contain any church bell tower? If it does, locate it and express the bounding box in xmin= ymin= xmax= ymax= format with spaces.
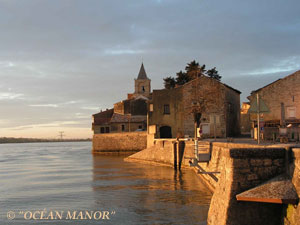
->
xmin=134 ymin=63 xmax=151 ymax=97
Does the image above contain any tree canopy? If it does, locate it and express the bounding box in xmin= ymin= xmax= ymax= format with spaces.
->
xmin=176 ymin=70 xmax=191 ymax=85
xmin=163 ymin=76 xmax=176 ymax=89
xmin=163 ymin=60 xmax=222 ymax=89
xmin=207 ymin=67 xmax=221 ymax=81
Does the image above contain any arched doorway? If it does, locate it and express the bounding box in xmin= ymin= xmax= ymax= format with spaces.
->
xmin=159 ymin=126 xmax=172 ymax=138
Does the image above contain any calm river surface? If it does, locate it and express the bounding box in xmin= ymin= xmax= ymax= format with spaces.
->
xmin=0 ymin=142 xmax=212 ymax=225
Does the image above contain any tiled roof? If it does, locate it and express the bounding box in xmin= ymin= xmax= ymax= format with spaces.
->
xmin=93 ymin=108 xmax=113 ymax=117
xmin=93 ymin=108 xmax=114 ymax=125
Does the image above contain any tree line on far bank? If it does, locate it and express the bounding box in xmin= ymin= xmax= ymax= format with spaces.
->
xmin=163 ymin=60 xmax=221 ymax=89
xmin=0 ymin=137 xmax=91 ymax=144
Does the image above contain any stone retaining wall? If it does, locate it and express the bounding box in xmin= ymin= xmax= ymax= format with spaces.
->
xmin=182 ymin=142 xmax=269 ymax=190
xmin=92 ymin=132 xmax=147 ymax=153
xmin=207 ymin=147 xmax=286 ymax=225
xmin=125 ymin=140 xmax=300 ymax=224
xmin=284 ymin=148 xmax=300 ymax=225
xmin=127 ymin=140 xmax=277 ymax=190
xmin=125 ymin=139 xmax=175 ymax=165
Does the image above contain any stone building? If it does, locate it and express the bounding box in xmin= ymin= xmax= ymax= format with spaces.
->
xmin=248 ymin=70 xmax=300 ymax=141
xmin=240 ymin=102 xmax=251 ymax=135
xmin=92 ymin=63 xmax=151 ymax=134
xmin=148 ymin=75 xmax=241 ymax=139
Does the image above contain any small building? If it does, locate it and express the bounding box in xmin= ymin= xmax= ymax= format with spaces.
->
xmin=148 ymin=75 xmax=241 ymax=139
xmin=92 ymin=108 xmax=114 ymax=134
xmin=92 ymin=63 xmax=151 ymax=134
xmin=247 ymin=70 xmax=300 ymax=141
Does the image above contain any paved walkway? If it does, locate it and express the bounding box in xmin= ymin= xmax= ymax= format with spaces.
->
xmin=203 ymin=138 xmax=300 ymax=147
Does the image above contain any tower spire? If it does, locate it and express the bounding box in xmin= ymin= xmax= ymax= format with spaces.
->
xmin=137 ymin=63 xmax=148 ymax=80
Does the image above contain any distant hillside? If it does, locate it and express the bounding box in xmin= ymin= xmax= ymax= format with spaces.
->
xmin=0 ymin=137 xmax=91 ymax=144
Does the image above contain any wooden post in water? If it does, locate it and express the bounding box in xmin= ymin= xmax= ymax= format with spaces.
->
xmin=173 ymin=142 xmax=177 ymax=170
xmin=176 ymin=142 xmax=180 ymax=169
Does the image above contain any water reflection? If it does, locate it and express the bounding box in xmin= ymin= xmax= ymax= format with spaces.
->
xmin=0 ymin=142 xmax=211 ymax=225
xmin=92 ymin=155 xmax=212 ymax=225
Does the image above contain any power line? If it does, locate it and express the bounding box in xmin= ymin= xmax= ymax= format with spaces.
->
xmin=58 ymin=131 xmax=65 ymax=140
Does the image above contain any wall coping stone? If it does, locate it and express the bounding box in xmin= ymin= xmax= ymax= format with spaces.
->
xmin=94 ymin=131 xmax=147 ymax=137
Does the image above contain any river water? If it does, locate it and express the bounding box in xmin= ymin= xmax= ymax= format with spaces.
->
xmin=0 ymin=142 xmax=212 ymax=225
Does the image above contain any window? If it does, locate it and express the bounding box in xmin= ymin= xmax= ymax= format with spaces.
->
xmin=287 ymin=107 xmax=296 ymax=118
xmin=142 ymin=86 xmax=145 ymax=92
xmin=138 ymin=125 xmax=142 ymax=129
xmin=121 ymin=124 xmax=125 ymax=131
xmin=149 ymin=104 xmax=153 ymax=112
xmin=163 ymin=104 xmax=170 ymax=114
xmin=105 ymin=127 xmax=110 ymax=133
xmin=100 ymin=127 xmax=105 ymax=133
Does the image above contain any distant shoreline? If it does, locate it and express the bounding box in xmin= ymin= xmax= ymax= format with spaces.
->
xmin=0 ymin=137 xmax=91 ymax=144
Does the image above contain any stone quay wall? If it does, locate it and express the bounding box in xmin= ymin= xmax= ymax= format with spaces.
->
xmin=125 ymin=140 xmax=300 ymax=224
xmin=182 ymin=142 xmax=271 ymax=190
xmin=284 ymin=148 xmax=300 ymax=225
xmin=92 ymin=132 xmax=147 ymax=153
xmin=127 ymin=140 xmax=274 ymax=190
xmin=207 ymin=147 xmax=286 ymax=225
xmin=125 ymin=139 xmax=177 ymax=166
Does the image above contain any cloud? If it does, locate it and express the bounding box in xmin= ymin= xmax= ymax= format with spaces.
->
xmin=81 ymin=106 xmax=100 ymax=111
xmin=242 ymin=56 xmax=300 ymax=76
xmin=104 ymin=49 xmax=144 ymax=55
xmin=0 ymin=61 xmax=15 ymax=68
xmin=0 ymin=92 xmax=24 ymax=100
xmin=0 ymin=0 xmax=300 ymax=137
xmin=9 ymin=120 xmax=80 ymax=130
xmin=29 ymin=104 xmax=59 ymax=108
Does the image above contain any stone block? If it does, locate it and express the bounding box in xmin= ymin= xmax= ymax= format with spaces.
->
xmin=239 ymin=168 xmax=251 ymax=174
xmin=233 ymin=159 xmax=249 ymax=168
xmin=263 ymin=159 xmax=272 ymax=166
xmin=250 ymin=159 xmax=264 ymax=167
xmin=247 ymin=173 xmax=259 ymax=181
xmin=273 ymin=159 xmax=284 ymax=167
xmin=257 ymin=167 xmax=275 ymax=180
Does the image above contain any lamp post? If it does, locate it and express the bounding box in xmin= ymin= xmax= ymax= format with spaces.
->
xmin=257 ymin=93 xmax=260 ymax=144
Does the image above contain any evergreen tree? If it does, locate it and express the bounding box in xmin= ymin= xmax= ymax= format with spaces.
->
xmin=207 ymin=67 xmax=221 ymax=81
xmin=163 ymin=76 xmax=176 ymax=89
xmin=200 ymin=64 xmax=206 ymax=73
xmin=175 ymin=70 xmax=191 ymax=85
xmin=163 ymin=61 xmax=222 ymax=89
xmin=185 ymin=60 xmax=201 ymax=79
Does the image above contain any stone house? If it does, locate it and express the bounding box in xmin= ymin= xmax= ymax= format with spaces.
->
xmin=92 ymin=63 xmax=151 ymax=134
xmin=92 ymin=108 xmax=114 ymax=133
xmin=148 ymin=75 xmax=241 ymax=139
xmin=240 ymin=102 xmax=251 ymax=134
xmin=247 ymin=70 xmax=300 ymax=141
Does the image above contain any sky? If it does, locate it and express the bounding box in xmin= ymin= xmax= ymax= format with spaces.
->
xmin=0 ymin=0 xmax=300 ymax=139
